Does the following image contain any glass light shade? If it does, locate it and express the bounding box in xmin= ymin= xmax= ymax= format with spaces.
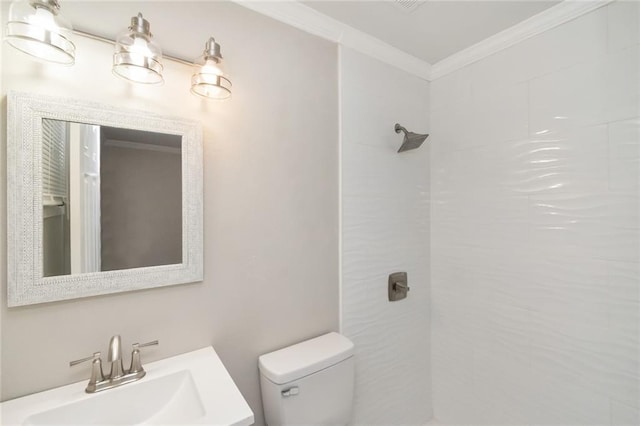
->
xmin=5 ymin=0 xmax=75 ymax=65
xmin=112 ymin=13 xmax=163 ymax=85
xmin=191 ymin=38 xmax=231 ymax=100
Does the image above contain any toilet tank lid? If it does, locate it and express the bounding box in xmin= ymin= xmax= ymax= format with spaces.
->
xmin=258 ymin=332 xmax=354 ymax=385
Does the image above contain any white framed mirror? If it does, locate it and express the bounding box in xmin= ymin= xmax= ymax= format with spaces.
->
xmin=7 ymin=91 xmax=203 ymax=306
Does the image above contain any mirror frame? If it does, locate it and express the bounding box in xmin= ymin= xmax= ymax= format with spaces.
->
xmin=7 ymin=91 xmax=203 ymax=306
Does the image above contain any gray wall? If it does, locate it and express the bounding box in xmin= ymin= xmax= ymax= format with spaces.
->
xmin=43 ymin=214 xmax=69 ymax=276
xmin=0 ymin=3 xmax=339 ymax=425
xmin=101 ymin=143 xmax=182 ymax=271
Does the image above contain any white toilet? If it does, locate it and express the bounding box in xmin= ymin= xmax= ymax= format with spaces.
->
xmin=258 ymin=332 xmax=355 ymax=425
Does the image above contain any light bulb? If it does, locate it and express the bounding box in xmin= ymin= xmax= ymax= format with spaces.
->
xmin=112 ymin=13 xmax=163 ymax=84
xmin=129 ymin=36 xmax=153 ymax=57
xmin=190 ymin=37 xmax=232 ymax=100
xmin=5 ymin=0 xmax=75 ymax=64
xmin=201 ymin=59 xmax=222 ymax=76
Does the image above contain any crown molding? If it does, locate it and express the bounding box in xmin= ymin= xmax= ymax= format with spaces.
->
xmin=430 ymin=0 xmax=614 ymax=80
xmin=233 ymin=0 xmax=614 ymax=82
xmin=231 ymin=0 xmax=432 ymax=80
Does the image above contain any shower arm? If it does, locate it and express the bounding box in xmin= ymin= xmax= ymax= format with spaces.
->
xmin=394 ymin=123 xmax=408 ymax=135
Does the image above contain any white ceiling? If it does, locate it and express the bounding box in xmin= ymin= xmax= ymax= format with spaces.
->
xmin=27 ymin=0 xmax=562 ymax=69
xmin=303 ymin=0 xmax=561 ymax=64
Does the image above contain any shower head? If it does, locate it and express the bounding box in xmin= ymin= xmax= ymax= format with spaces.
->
xmin=394 ymin=123 xmax=429 ymax=153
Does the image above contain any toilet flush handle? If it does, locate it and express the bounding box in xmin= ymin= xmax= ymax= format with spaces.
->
xmin=281 ymin=386 xmax=299 ymax=397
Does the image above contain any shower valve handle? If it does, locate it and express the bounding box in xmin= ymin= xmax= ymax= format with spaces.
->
xmin=393 ymin=281 xmax=409 ymax=291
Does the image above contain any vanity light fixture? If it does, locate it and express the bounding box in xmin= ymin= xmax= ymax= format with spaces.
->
xmin=112 ymin=13 xmax=163 ymax=85
xmin=6 ymin=6 xmax=235 ymax=96
xmin=191 ymin=37 xmax=232 ymax=100
xmin=5 ymin=0 xmax=75 ymax=65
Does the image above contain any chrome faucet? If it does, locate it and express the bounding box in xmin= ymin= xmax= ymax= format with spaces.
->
xmin=70 ymin=335 xmax=158 ymax=393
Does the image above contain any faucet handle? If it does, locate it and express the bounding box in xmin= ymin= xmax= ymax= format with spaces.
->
xmin=70 ymin=351 xmax=101 ymax=366
xmin=129 ymin=340 xmax=159 ymax=374
xmin=135 ymin=340 xmax=159 ymax=349
xmin=70 ymin=352 xmax=104 ymax=391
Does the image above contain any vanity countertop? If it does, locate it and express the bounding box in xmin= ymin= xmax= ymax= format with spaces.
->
xmin=1 ymin=346 xmax=254 ymax=426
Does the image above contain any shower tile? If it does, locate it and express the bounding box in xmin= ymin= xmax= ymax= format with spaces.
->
xmin=528 ymin=192 xmax=638 ymax=263
xmin=607 ymin=0 xmax=640 ymax=53
xmin=525 ymin=258 xmax=639 ymax=409
xmin=342 ymin=142 xmax=429 ymax=198
xmin=341 ymin=47 xmax=431 ymax=424
xmin=605 ymin=46 xmax=640 ymax=123
xmin=530 ymin=47 xmax=638 ymax=137
xmin=469 ymin=7 xmax=607 ymax=90
xmin=523 ymin=370 xmax=611 ymax=424
xmin=511 ymin=124 xmax=609 ymax=195
xmin=431 ymin=325 xmax=476 ymax=423
xmin=430 ymin=103 xmax=474 ymax=152
xmin=472 ymin=329 xmax=533 ymax=424
xmin=529 ymin=59 xmax=607 ymax=135
xmin=609 ymin=118 xmax=640 ymax=191
xmin=468 ymin=82 xmax=528 ymax=146
xmin=611 ymin=400 xmax=640 ymax=426
xmin=607 ymin=261 xmax=640 ymax=305
xmin=431 ymin=5 xmax=638 ymax=424
xmin=430 ymin=66 xmax=472 ymax=112
xmin=606 ymin=261 xmax=640 ymax=397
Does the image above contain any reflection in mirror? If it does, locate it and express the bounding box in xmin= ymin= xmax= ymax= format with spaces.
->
xmin=42 ymin=119 xmax=182 ymax=277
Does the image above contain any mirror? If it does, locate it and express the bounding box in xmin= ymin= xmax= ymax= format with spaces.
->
xmin=8 ymin=92 xmax=203 ymax=306
xmin=42 ymin=120 xmax=183 ymax=276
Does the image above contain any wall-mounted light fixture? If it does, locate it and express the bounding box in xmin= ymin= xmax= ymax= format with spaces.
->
xmin=5 ymin=0 xmax=75 ymax=65
xmin=112 ymin=13 xmax=163 ymax=85
xmin=4 ymin=2 xmax=233 ymax=100
xmin=191 ymin=37 xmax=232 ymax=100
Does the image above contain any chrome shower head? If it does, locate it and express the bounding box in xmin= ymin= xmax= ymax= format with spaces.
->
xmin=394 ymin=123 xmax=429 ymax=153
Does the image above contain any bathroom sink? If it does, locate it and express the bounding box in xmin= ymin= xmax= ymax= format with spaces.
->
xmin=1 ymin=347 xmax=254 ymax=426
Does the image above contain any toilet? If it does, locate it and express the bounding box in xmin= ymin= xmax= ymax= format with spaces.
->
xmin=258 ymin=332 xmax=355 ymax=425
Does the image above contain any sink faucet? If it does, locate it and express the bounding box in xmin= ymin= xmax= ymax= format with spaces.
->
xmin=107 ymin=335 xmax=125 ymax=380
xmin=70 ymin=335 xmax=159 ymax=393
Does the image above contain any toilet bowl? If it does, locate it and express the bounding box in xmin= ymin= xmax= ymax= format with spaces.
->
xmin=258 ymin=332 xmax=355 ymax=426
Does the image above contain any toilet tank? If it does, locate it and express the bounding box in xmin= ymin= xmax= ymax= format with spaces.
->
xmin=258 ymin=332 xmax=355 ymax=426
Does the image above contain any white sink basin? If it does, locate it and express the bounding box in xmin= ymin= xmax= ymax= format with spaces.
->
xmin=1 ymin=347 xmax=254 ymax=426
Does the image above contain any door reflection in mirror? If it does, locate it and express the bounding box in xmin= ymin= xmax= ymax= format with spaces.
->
xmin=42 ymin=119 xmax=182 ymax=277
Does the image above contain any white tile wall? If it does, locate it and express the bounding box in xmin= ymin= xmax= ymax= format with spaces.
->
xmin=611 ymin=400 xmax=640 ymax=426
xmin=340 ymin=47 xmax=431 ymax=424
xmin=431 ymin=2 xmax=639 ymax=424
